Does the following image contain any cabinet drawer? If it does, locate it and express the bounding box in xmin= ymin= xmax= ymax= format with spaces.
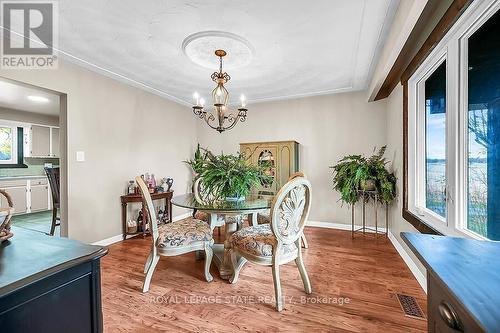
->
xmin=428 ymin=272 xmax=482 ymax=333
xmin=30 ymin=178 xmax=48 ymax=186
xmin=0 ymin=179 xmax=28 ymax=188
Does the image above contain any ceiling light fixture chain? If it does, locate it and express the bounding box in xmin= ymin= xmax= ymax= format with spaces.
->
xmin=192 ymin=49 xmax=247 ymax=133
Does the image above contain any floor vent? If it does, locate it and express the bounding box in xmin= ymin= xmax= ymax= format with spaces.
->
xmin=396 ymin=294 xmax=426 ymax=320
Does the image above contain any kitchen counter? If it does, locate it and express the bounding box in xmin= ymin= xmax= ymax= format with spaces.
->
xmin=0 ymin=175 xmax=47 ymax=180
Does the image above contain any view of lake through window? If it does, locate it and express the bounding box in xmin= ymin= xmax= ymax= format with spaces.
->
xmin=467 ymin=9 xmax=500 ymax=239
xmin=425 ymin=61 xmax=447 ymax=218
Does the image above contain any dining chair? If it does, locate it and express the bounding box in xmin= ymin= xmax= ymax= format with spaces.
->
xmin=137 ymin=176 xmax=213 ymax=292
xmin=256 ymin=172 xmax=309 ymax=248
xmin=44 ymin=167 xmax=60 ymax=236
xmin=229 ymin=175 xmax=313 ymax=311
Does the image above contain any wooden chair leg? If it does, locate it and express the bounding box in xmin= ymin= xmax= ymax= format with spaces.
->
xmin=142 ymin=254 xmax=160 ymax=293
xmin=49 ymin=208 xmax=57 ymax=236
xmin=272 ymin=263 xmax=284 ymax=311
xmin=301 ymin=233 xmax=309 ymax=249
xmin=204 ymin=243 xmax=213 ymax=282
xmin=295 ymin=240 xmax=312 ymax=294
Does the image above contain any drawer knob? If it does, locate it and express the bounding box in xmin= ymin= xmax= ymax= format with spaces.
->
xmin=438 ymin=301 xmax=463 ymax=331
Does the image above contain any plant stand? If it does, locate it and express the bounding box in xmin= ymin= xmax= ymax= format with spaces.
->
xmin=350 ymin=190 xmax=388 ymax=238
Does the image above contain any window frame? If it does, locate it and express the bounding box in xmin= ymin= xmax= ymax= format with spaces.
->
xmin=409 ymin=53 xmax=450 ymax=231
xmin=406 ymin=0 xmax=500 ymax=239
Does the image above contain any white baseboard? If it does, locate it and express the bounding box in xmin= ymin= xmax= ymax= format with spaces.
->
xmin=387 ymin=230 xmax=427 ymax=293
xmin=92 ymin=212 xmax=193 ymax=246
xmin=306 ymin=220 xmax=386 ymax=233
xmin=306 ymin=220 xmax=426 ymax=293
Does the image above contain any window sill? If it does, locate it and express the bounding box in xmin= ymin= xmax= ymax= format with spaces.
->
xmin=0 ymin=163 xmax=28 ymax=169
xmin=402 ymin=209 xmax=443 ymax=235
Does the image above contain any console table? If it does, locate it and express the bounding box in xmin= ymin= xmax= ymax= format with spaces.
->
xmin=0 ymin=227 xmax=107 ymax=333
xmin=121 ymin=191 xmax=173 ymax=239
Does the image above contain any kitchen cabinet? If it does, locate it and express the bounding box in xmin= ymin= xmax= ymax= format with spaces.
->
xmin=51 ymin=127 xmax=60 ymax=158
xmin=30 ymin=125 xmax=51 ymax=157
xmin=1 ymin=187 xmax=27 ymax=214
xmin=30 ymin=184 xmax=49 ymax=212
xmin=25 ymin=125 xmax=60 ymax=158
xmin=0 ymin=177 xmax=51 ymax=214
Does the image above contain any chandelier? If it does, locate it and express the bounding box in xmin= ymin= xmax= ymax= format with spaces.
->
xmin=192 ymin=50 xmax=247 ymax=133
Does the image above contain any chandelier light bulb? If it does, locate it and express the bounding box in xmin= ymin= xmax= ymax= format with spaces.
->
xmin=240 ymin=94 xmax=246 ymax=108
xmin=193 ymin=92 xmax=200 ymax=105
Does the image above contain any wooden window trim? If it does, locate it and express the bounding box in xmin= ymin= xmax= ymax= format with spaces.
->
xmin=401 ymin=0 xmax=473 ymax=235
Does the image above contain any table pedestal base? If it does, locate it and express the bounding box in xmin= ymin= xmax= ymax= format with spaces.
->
xmin=209 ymin=212 xmax=257 ymax=280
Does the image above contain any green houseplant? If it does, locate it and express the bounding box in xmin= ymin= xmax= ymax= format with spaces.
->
xmin=330 ymin=146 xmax=397 ymax=205
xmin=186 ymin=146 xmax=271 ymax=202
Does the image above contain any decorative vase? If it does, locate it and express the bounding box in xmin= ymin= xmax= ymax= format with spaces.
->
xmin=225 ymin=196 xmax=245 ymax=202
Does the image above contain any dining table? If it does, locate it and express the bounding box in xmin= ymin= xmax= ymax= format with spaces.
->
xmin=171 ymin=193 xmax=273 ymax=280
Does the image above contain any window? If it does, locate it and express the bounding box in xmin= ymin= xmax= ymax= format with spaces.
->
xmin=466 ymin=6 xmax=500 ymax=239
xmin=425 ymin=61 xmax=447 ymax=219
xmin=408 ymin=0 xmax=500 ymax=240
xmin=0 ymin=125 xmax=17 ymax=164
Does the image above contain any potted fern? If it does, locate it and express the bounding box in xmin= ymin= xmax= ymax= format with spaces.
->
xmin=186 ymin=146 xmax=270 ymax=202
xmin=330 ymin=146 xmax=397 ymax=205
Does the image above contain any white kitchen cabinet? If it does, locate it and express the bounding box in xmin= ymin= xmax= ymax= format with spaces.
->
xmin=25 ymin=125 xmax=60 ymax=158
xmin=0 ymin=177 xmax=51 ymax=214
xmin=30 ymin=125 xmax=51 ymax=157
xmin=1 ymin=187 xmax=28 ymax=214
xmin=30 ymin=184 xmax=50 ymax=212
xmin=51 ymin=127 xmax=60 ymax=158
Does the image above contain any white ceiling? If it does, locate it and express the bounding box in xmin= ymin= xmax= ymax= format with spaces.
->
xmin=57 ymin=0 xmax=399 ymax=105
xmin=0 ymin=79 xmax=60 ymax=116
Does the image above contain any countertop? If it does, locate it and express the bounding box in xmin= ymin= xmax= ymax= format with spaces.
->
xmin=0 ymin=175 xmax=47 ymax=180
xmin=401 ymin=232 xmax=500 ymax=332
xmin=0 ymin=227 xmax=107 ymax=297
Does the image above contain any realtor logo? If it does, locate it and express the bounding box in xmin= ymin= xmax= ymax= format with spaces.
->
xmin=1 ymin=1 xmax=58 ymax=69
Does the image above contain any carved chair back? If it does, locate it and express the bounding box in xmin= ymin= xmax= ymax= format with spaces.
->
xmin=136 ymin=176 xmax=159 ymax=242
xmin=193 ymin=177 xmax=216 ymax=205
xmin=269 ymin=176 xmax=311 ymax=246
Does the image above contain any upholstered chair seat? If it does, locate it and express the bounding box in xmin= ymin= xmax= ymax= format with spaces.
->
xmin=156 ymin=219 xmax=212 ymax=248
xmin=230 ymin=224 xmax=297 ymax=257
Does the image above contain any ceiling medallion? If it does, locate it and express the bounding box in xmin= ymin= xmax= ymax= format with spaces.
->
xmin=182 ymin=31 xmax=254 ymax=70
xmin=192 ymin=49 xmax=247 ymax=133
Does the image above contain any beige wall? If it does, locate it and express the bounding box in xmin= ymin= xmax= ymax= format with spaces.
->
xmin=0 ymin=61 xmax=197 ymax=243
xmin=0 ymin=107 xmax=59 ymax=126
xmin=196 ymin=91 xmax=387 ymax=225
xmin=385 ymin=84 xmax=426 ymax=277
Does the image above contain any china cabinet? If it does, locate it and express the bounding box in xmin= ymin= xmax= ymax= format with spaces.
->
xmin=239 ymin=140 xmax=299 ymax=196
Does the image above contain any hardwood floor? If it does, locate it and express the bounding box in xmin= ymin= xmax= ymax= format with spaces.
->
xmin=101 ymin=224 xmax=427 ymax=332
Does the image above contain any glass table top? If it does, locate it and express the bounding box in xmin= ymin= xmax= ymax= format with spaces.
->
xmin=171 ymin=193 xmax=272 ymax=212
